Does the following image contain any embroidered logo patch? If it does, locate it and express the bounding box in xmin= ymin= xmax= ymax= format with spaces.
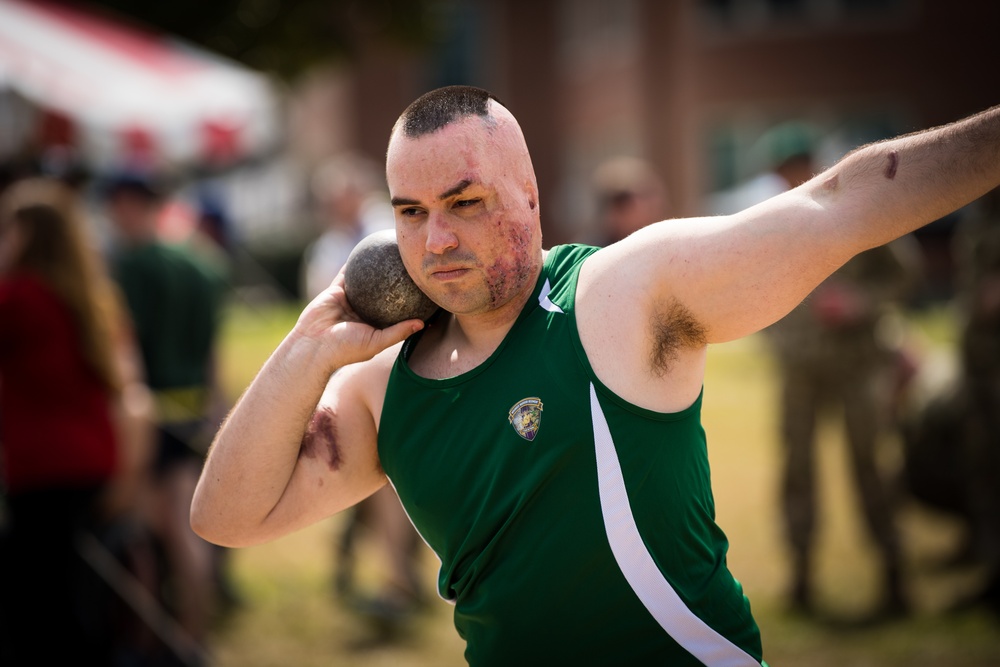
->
xmin=508 ymin=397 xmax=543 ymax=441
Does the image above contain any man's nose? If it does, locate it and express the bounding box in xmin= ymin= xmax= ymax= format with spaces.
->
xmin=425 ymin=212 xmax=459 ymax=254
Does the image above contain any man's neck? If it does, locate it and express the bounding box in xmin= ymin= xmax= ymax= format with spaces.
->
xmin=408 ymin=254 xmax=545 ymax=379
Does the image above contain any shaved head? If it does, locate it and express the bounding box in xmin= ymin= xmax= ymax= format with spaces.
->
xmin=394 ymin=85 xmax=504 ymax=139
xmin=387 ymin=86 xmax=537 ymax=204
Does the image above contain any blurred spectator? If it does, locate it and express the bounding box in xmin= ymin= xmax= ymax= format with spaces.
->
xmin=952 ymin=186 xmax=1000 ymax=611
xmin=905 ymin=187 xmax=1000 ymax=614
xmin=300 ymin=151 xmax=395 ymax=301
xmin=717 ymin=122 xmax=923 ymax=618
xmin=0 ymin=177 xmax=153 ymax=664
xmin=38 ymin=144 xmax=91 ymax=192
xmin=589 ymin=156 xmax=670 ymax=246
xmin=103 ymin=169 xmax=227 ymax=658
xmin=769 ymin=239 xmax=923 ymax=619
xmin=706 ymin=121 xmax=818 ymax=216
xmin=186 ymin=185 xmax=236 ymax=283
xmin=194 ymin=186 xmax=235 ymax=254
xmin=300 ymin=152 xmax=427 ymax=632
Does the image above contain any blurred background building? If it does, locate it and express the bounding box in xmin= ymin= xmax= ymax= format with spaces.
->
xmin=1 ymin=0 xmax=997 ymax=300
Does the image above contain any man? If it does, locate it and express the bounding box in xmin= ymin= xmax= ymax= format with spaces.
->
xmin=946 ymin=185 xmax=1000 ymax=610
xmin=769 ymin=234 xmax=923 ymax=617
xmin=589 ymin=155 xmax=670 ymax=246
xmin=706 ymin=120 xmax=819 ymax=217
xmin=300 ymin=151 xmax=396 ymax=302
xmin=715 ymin=122 xmax=924 ymax=617
xmin=105 ymin=171 xmax=226 ymax=659
xmin=191 ymin=86 xmax=1000 ymax=666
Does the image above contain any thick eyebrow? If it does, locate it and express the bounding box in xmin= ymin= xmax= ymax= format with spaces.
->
xmin=390 ymin=179 xmax=473 ymax=208
xmin=390 ymin=196 xmax=420 ymax=207
xmin=438 ymin=179 xmax=472 ymax=200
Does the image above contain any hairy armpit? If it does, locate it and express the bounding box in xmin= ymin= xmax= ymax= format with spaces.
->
xmin=649 ymin=298 xmax=707 ymax=376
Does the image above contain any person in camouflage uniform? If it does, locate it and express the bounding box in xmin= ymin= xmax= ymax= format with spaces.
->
xmin=766 ymin=236 xmax=923 ymax=618
xmin=950 ymin=186 xmax=1000 ymax=610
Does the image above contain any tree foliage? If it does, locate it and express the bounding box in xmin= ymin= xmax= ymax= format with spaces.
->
xmin=88 ymin=0 xmax=440 ymax=78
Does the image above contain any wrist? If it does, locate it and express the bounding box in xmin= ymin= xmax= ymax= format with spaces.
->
xmin=276 ymin=329 xmax=343 ymax=386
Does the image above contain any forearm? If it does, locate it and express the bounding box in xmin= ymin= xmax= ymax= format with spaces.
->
xmin=814 ymin=104 xmax=1000 ymax=251
xmin=191 ymin=265 xmax=425 ymax=545
xmin=191 ymin=332 xmax=333 ymax=545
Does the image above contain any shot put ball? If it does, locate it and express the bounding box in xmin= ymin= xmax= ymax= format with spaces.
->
xmin=343 ymin=229 xmax=439 ymax=329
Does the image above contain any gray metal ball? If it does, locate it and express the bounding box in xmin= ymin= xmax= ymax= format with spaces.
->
xmin=343 ymin=230 xmax=439 ymax=329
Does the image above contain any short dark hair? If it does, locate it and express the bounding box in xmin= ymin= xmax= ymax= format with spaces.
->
xmin=101 ymin=170 xmax=164 ymax=202
xmin=397 ymin=85 xmax=504 ymax=138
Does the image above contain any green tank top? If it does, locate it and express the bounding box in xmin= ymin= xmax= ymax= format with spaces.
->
xmin=379 ymin=244 xmax=765 ymax=666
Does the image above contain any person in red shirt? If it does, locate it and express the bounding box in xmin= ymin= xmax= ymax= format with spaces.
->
xmin=0 ymin=177 xmax=150 ymax=664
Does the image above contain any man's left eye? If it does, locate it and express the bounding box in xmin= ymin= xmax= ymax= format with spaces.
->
xmin=455 ymin=198 xmax=481 ymax=208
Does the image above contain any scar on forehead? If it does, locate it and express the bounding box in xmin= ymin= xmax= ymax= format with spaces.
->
xmin=299 ymin=407 xmax=343 ymax=471
xmin=884 ymin=150 xmax=899 ymax=179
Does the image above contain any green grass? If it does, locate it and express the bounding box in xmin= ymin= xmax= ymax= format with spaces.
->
xmin=217 ymin=300 xmax=303 ymax=403
xmin=206 ymin=302 xmax=1000 ymax=666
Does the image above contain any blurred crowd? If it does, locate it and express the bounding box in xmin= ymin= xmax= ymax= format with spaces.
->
xmin=0 ymin=157 xmax=234 ymax=666
xmin=1 ymin=113 xmax=999 ymax=667
xmin=0 ymin=146 xmax=434 ymax=666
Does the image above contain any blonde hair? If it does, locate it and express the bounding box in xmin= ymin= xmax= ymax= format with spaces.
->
xmin=1 ymin=178 xmax=125 ymax=393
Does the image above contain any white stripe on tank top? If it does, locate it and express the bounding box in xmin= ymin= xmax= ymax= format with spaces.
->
xmin=590 ymin=382 xmax=759 ymax=667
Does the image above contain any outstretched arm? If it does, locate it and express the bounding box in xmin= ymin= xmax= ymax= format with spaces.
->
xmin=576 ymin=104 xmax=1000 ymax=413
xmin=625 ymin=103 xmax=1000 ymax=344
xmin=190 ymin=271 xmax=423 ymax=548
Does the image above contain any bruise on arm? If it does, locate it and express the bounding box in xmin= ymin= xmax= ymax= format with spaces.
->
xmin=884 ymin=150 xmax=899 ymax=180
xmin=299 ymin=407 xmax=343 ymax=471
xmin=649 ymin=298 xmax=707 ymax=376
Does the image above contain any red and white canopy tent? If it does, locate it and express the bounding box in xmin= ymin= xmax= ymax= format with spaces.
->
xmin=0 ymin=0 xmax=282 ymax=172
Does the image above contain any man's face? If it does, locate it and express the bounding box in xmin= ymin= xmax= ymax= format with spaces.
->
xmin=386 ymin=113 xmax=542 ymax=318
xmin=106 ymin=189 xmax=157 ymax=243
xmin=602 ymin=188 xmax=664 ymax=243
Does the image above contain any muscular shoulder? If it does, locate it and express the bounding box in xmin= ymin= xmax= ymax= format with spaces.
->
xmin=575 ymin=241 xmax=708 ymax=412
xmin=323 ymin=341 xmax=401 ymax=432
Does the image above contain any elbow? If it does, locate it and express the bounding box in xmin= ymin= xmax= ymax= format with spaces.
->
xmin=189 ymin=492 xmax=274 ymax=549
xmin=189 ymin=495 xmax=245 ymax=548
xmin=189 ymin=499 xmax=225 ymax=546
